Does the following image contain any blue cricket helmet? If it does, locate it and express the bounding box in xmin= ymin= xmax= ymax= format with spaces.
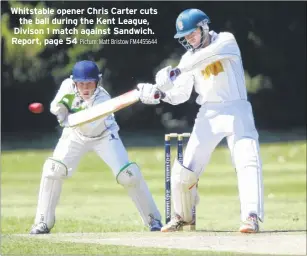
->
xmin=72 ymin=60 xmax=100 ymax=82
xmin=174 ymin=9 xmax=210 ymax=39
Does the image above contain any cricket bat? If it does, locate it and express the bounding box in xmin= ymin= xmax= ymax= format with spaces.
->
xmin=67 ymin=67 xmax=183 ymax=128
xmin=67 ymin=89 xmax=141 ymax=127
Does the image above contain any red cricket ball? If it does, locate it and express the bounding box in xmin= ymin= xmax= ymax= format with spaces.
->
xmin=28 ymin=102 xmax=44 ymax=114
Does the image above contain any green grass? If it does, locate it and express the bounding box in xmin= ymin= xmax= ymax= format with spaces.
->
xmin=1 ymin=141 xmax=306 ymax=255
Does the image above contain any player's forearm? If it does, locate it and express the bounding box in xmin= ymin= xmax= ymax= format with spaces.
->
xmin=50 ymin=93 xmax=70 ymax=116
xmin=182 ymin=36 xmax=240 ymax=71
xmin=162 ymin=91 xmax=191 ymax=105
xmin=50 ymin=97 xmax=62 ymax=115
xmin=162 ymin=74 xmax=194 ymax=105
xmin=50 ymin=78 xmax=75 ymax=115
xmin=50 ymin=87 xmax=72 ymax=125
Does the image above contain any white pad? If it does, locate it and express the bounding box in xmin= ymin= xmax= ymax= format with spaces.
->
xmin=116 ymin=162 xmax=161 ymax=225
xmin=171 ymin=159 xmax=198 ymax=223
xmin=34 ymin=158 xmax=68 ymax=229
xmin=233 ymin=138 xmax=264 ymax=222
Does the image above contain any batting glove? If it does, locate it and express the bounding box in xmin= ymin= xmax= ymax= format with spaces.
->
xmin=155 ymin=66 xmax=181 ymax=92
xmin=137 ymin=83 xmax=161 ymax=105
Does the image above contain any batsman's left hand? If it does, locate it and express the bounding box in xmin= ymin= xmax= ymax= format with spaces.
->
xmin=155 ymin=66 xmax=179 ymax=92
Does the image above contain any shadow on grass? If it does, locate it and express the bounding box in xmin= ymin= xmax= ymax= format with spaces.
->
xmin=1 ymin=128 xmax=306 ymax=151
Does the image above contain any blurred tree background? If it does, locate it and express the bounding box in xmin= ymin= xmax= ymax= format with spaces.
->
xmin=1 ymin=1 xmax=306 ymax=135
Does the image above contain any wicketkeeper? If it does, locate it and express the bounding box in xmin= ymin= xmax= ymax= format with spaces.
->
xmin=30 ymin=60 xmax=162 ymax=234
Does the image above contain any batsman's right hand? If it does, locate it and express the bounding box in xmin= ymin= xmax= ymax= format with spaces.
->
xmin=137 ymin=83 xmax=161 ymax=105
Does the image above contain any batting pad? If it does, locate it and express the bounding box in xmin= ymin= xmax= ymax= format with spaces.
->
xmin=116 ymin=162 xmax=161 ymax=225
xmin=34 ymin=158 xmax=67 ymax=229
xmin=171 ymin=159 xmax=198 ymax=223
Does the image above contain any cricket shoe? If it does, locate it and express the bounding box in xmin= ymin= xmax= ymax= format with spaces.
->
xmin=30 ymin=222 xmax=50 ymax=234
xmin=239 ymin=213 xmax=259 ymax=233
xmin=161 ymin=214 xmax=189 ymax=232
xmin=149 ymin=215 xmax=163 ymax=231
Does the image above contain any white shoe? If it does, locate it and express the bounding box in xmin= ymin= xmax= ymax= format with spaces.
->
xmin=161 ymin=214 xmax=189 ymax=232
xmin=239 ymin=213 xmax=259 ymax=233
xmin=30 ymin=222 xmax=50 ymax=234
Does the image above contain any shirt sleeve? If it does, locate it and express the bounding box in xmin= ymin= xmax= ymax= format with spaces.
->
xmin=50 ymin=78 xmax=74 ymax=117
xmin=161 ymin=72 xmax=194 ymax=105
xmin=180 ymin=32 xmax=241 ymax=72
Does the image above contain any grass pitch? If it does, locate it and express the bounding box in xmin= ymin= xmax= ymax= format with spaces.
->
xmin=1 ymin=139 xmax=306 ymax=255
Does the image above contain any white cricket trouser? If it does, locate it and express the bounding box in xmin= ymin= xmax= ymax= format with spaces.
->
xmin=53 ymin=129 xmax=129 ymax=176
xmin=34 ymin=128 xmax=161 ymax=229
xmin=183 ymin=100 xmax=264 ymax=222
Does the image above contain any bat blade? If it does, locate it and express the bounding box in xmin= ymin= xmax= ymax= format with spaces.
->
xmin=66 ymin=66 xmax=185 ymax=128
xmin=67 ymin=89 xmax=140 ymax=127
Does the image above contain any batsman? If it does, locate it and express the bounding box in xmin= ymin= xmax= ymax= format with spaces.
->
xmin=137 ymin=9 xmax=264 ymax=233
xmin=30 ymin=60 xmax=162 ymax=234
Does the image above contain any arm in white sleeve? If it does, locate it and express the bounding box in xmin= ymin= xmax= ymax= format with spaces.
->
xmin=181 ymin=32 xmax=241 ymax=72
xmin=50 ymin=79 xmax=74 ymax=123
xmin=50 ymin=79 xmax=75 ymax=115
xmin=162 ymin=73 xmax=194 ymax=105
